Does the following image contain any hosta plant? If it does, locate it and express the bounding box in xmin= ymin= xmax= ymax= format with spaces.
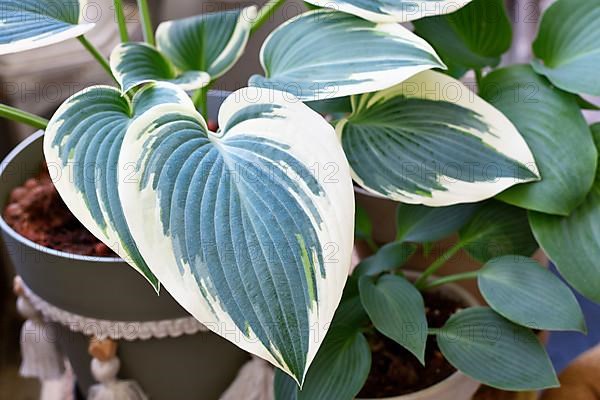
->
xmin=1 ymin=0 xmax=599 ymax=396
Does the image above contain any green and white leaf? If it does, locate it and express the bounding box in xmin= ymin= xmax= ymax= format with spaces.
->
xmin=481 ymin=65 xmax=597 ymax=216
xmin=532 ymin=0 xmax=600 ymax=96
xmin=479 ymin=256 xmax=586 ymax=332
xmin=0 ymin=0 xmax=94 ymax=55
xmin=396 ymin=203 xmax=479 ymax=243
xmin=459 ymin=201 xmax=537 ymax=262
xmin=530 ymin=124 xmax=600 ymax=303
xmin=117 ymin=87 xmax=355 ymax=383
xmin=337 ymin=70 xmax=538 ymax=205
xmin=413 ymin=0 xmax=512 ymax=73
xmin=274 ymin=326 xmax=371 ymax=400
xmin=359 ymin=274 xmax=427 ymax=363
xmin=156 ymin=7 xmax=256 ymax=81
xmin=110 ymin=43 xmax=210 ymax=92
xmin=43 ymin=83 xmax=192 ymax=289
xmin=436 ymin=307 xmax=558 ymax=390
xmin=249 ymin=9 xmax=445 ymax=101
xmin=303 ymin=0 xmax=472 ymax=23
xmin=110 ymin=7 xmax=255 ymax=92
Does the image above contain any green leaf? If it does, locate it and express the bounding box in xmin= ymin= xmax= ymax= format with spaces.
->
xmin=529 ymin=124 xmax=600 ymax=303
xmin=110 ymin=8 xmax=255 ymax=92
xmin=459 ymin=201 xmax=537 ymax=262
xmin=331 ymin=296 xmax=370 ymax=331
xmin=577 ymin=96 xmax=600 ymax=111
xmin=436 ymin=307 xmax=559 ymax=390
xmin=337 ymin=70 xmax=538 ymax=205
xmin=249 ymin=9 xmax=445 ymax=101
xmin=305 ymin=97 xmax=352 ymax=115
xmin=274 ymin=327 xmax=371 ymax=400
xmin=480 ymin=65 xmax=597 ymax=216
xmin=532 ymin=0 xmax=600 ymax=96
xmin=303 ymin=0 xmax=473 ymax=22
xmin=413 ymin=0 xmax=512 ymax=71
xmin=479 ymin=256 xmax=586 ymax=332
xmin=117 ymin=86 xmax=355 ymax=384
xmin=110 ymin=43 xmax=211 ymax=93
xmin=359 ymin=274 xmax=427 ymax=363
xmin=274 ymin=370 xmax=298 ymax=400
xmin=354 ymin=204 xmax=373 ymax=243
xmin=0 ymin=0 xmax=94 ymax=55
xmin=44 ymin=84 xmax=195 ymax=290
xmin=396 ymin=203 xmax=479 ymax=243
xmin=354 ymin=242 xmax=417 ymax=277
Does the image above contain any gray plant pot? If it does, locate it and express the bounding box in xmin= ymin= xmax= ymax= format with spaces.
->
xmin=0 ymin=93 xmax=249 ymax=399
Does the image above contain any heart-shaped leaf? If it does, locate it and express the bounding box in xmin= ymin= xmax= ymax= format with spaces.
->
xmin=110 ymin=7 xmax=255 ymax=92
xmin=110 ymin=43 xmax=211 ymax=92
xmin=396 ymin=203 xmax=479 ymax=243
xmin=359 ymin=274 xmax=427 ymax=363
xmin=303 ymin=0 xmax=472 ymax=23
xmin=532 ymin=0 xmax=600 ymax=96
xmin=43 ymin=83 xmax=192 ymax=289
xmin=529 ymin=124 xmax=600 ymax=303
xmin=435 ymin=307 xmax=558 ymax=391
xmin=459 ymin=201 xmax=537 ymax=262
xmin=413 ymin=0 xmax=512 ymax=74
xmin=0 ymin=0 xmax=94 ymax=55
xmin=337 ymin=70 xmax=539 ymax=205
xmin=249 ymin=9 xmax=445 ymax=101
xmin=478 ymin=256 xmax=586 ymax=332
xmin=117 ymin=87 xmax=355 ymax=383
xmin=480 ymin=65 xmax=597 ymax=216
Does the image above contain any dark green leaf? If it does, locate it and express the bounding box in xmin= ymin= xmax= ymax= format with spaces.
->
xmin=436 ymin=307 xmax=559 ymax=390
xmin=275 ymin=327 xmax=371 ymax=400
xmin=354 ymin=242 xmax=417 ymax=277
xmin=481 ymin=65 xmax=597 ymax=216
xmin=331 ymin=296 xmax=370 ymax=331
xmin=479 ymin=256 xmax=586 ymax=332
xmin=413 ymin=0 xmax=512 ymax=71
xmin=529 ymin=123 xmax=600 ymax=303
xmin=459 ymin=201 xmax=537 ymax=262
xmin=359 ymin=275 xmax=427 ymax=363
xmin=577 ymin=96 xmax=600 ymax=111
xmin=532 ymin=0 xmax=600 ymax=96
xmin=396 ymin=203 xmax=479 ymax=243
xmin=355 ymin=204 xmax=373 ymax=242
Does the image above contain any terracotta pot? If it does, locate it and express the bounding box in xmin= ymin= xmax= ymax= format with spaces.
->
xmin=358 ymin=271 xmax=481 ymax=400
xmin=0 ymin=95 xmax=250 ymax=399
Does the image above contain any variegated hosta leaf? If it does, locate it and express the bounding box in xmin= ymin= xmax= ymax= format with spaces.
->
xmin=110 ymin=7 xmax=255 ymax=93
xmin=43 ymin=83 xmax=193 ymax=290
xmin=0 ymin=0 xmax=94 ymax=55
xmin=304 ymin=0 xmax=472 ymax=23
xmin=249 ymin=9 xmax=445 ymax=101
xmin=117 ymin=87 xmax=355 ymax=383
xmin=110 ymin=43 xmax=211 ymax=93
xmin=336 ymin=70 xmax=539 ymax=206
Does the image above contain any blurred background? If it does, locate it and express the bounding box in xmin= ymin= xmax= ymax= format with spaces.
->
xmin=0 ymin=0 xmax=599 ymax=399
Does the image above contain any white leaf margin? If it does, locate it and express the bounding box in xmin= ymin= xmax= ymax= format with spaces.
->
xmin=304 ymin=0 xmax=472 ymax=23
xmin=338 ymin=70 xmax=540 ymax=206
xmin=117 ymin=87 xmax=355 ymax=381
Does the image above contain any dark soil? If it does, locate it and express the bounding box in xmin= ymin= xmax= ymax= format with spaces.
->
xmin=358 ymin=290 xmax=466 ymax=398
xmin=3 ymin=163 xmax=115 ymax=257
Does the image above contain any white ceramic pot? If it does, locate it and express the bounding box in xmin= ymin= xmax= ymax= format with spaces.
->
xmin=358 ymin=273 xmax=481 ymax=400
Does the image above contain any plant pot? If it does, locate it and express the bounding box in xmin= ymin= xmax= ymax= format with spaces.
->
xmin=358 ymin=271 xmax=481 ymax=400
xmin=0 ymin=94 xmax=250 ymax=399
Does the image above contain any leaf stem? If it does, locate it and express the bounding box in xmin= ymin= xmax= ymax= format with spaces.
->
xmin=251 ymin=0 xmax=287 ymax=35
xmin=414 ymin=241 xmax=466 ymax=289
xmin=113 ymin=0 xmax=129 ymax=43
xmin=193 ymin=86 xmax=210 ymax=120
xmin=137 ymin=0 xmax=155 ymax=46
xmin=77 ymin=36 xmax=116 ymax=83
xmin=0 ymin=104 xmax=48 ymax=130
xmin=474 ymin=68 xmax=483 ymax=89
xmin=421 ymin=271 xmax=479 ymax=291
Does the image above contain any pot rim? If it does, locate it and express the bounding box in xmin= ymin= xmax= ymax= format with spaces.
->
xmin=358 ymin=270 xmax=480 ymax=400
xmin=0 ymin=130 xmax=122 ymax=264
